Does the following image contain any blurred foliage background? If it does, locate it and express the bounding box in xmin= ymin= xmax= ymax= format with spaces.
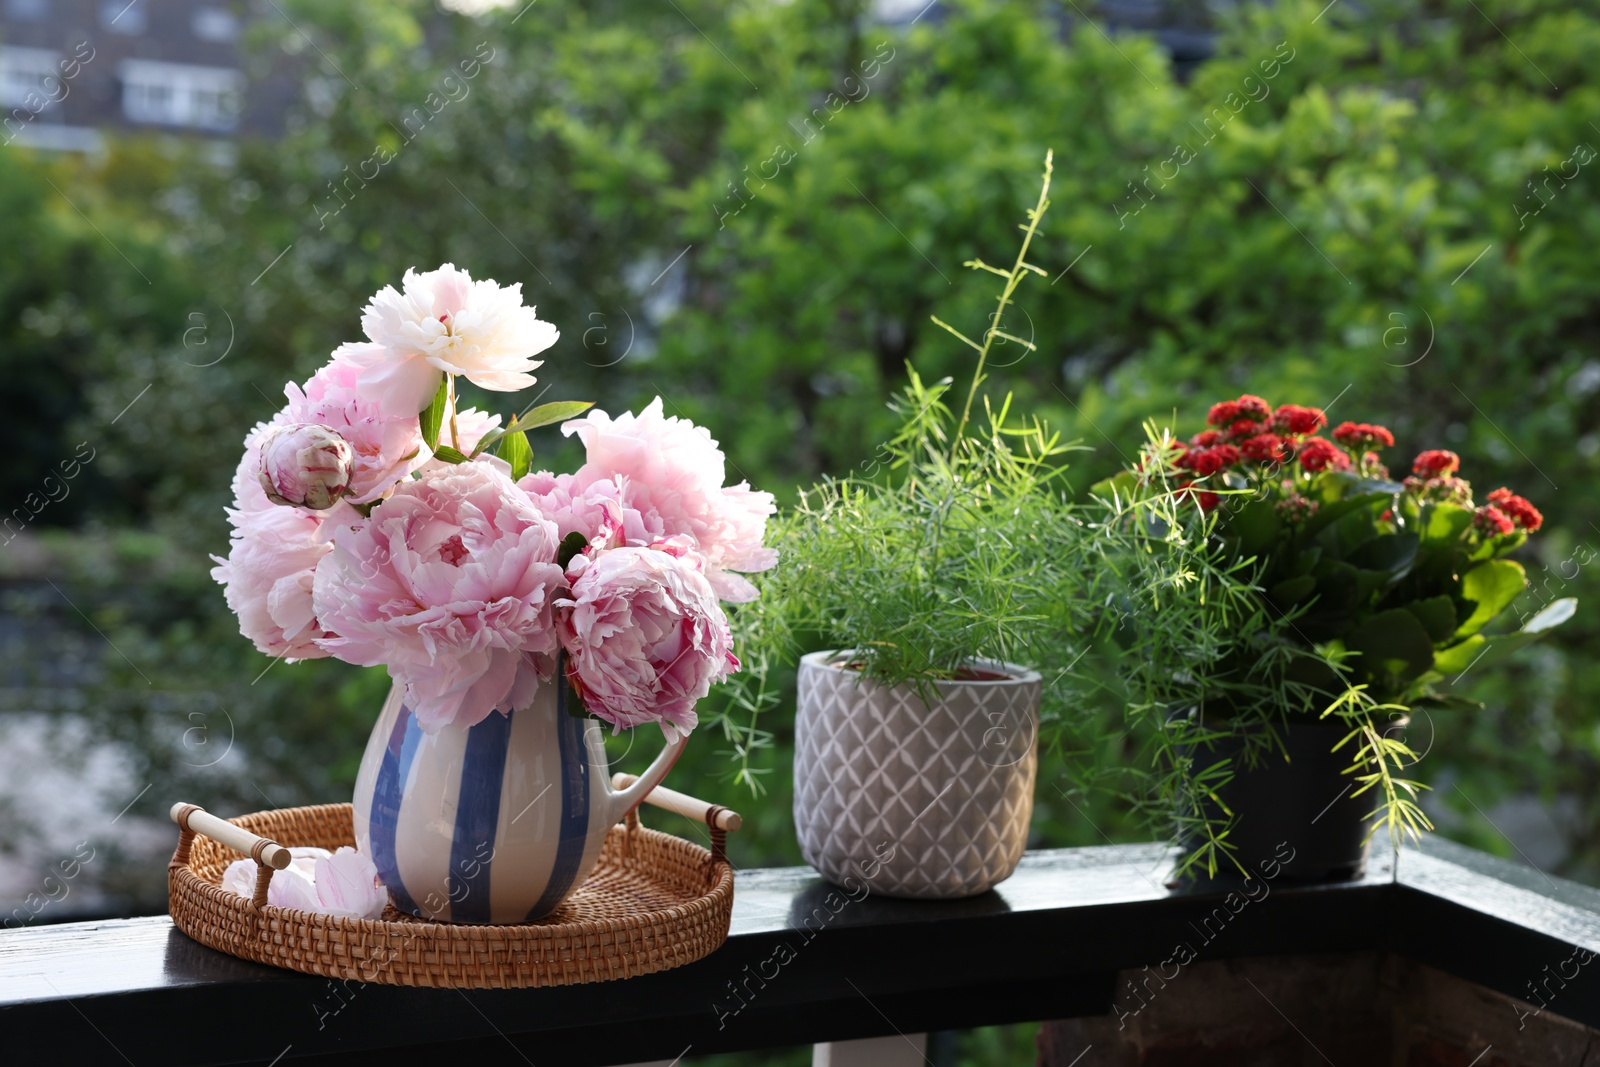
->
xmin=2 ymin=0 xmax=1599 ymax=1056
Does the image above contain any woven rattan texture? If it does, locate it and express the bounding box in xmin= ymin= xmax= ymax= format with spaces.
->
xmin=168 ymin=803 xmax=733 ymax=988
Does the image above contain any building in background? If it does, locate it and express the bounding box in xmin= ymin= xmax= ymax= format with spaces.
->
xmin=0 ymin=0 xmax=290 ymax=151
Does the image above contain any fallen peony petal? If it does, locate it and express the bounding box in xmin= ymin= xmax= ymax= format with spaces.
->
xmin=267 ymin=865 xmax=323 ymax=912
xmin=221 ymin=846 xmax=384 ymax=919
xmin=313 ymin=847 xmax=388 ymax=920
xmin=221 ymin=846 xmax=329 ymax=905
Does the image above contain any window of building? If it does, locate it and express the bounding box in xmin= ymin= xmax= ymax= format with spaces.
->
xmin=191 ymin=7 xmax=241 ymax=43
xmin=0 ymin=46 xmax=63 ymax=110
xmin=3 ymin=0 xmax=52 ymax=23
xmin=117 ymin=59 xmax=243 ymax=130
xmin=100 ymin=0 xmax=148 ymax=35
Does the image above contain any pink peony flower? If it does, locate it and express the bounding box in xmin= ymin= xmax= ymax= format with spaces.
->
xmin=561 ymin=398 xmax=777 ymax=601
xmin=211 ymin=419 xmax=333 ymax=660
xmin=258 ymin=423 xmax=354 ymax=510
xmin=557 ymin=546 xmax=738 ymax=740
xmin=293 ymin=343 xmax=428 ymax=504
xmin=312 ymin=462 xmax=567 ymax=732
xmin=518 ymin=471 xmax=650 ymax=551
xmin=357 ymin=264 xmax=560 ymax=416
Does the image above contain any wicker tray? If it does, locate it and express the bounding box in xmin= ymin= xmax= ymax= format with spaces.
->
xmin=166 ymin=781 xmax=738 ymax=988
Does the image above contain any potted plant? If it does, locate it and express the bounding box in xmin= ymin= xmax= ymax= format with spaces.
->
xmin=212 ymin=264 xmax=773 ymax=922
xmin=1090 ymin=400 xmax=1576 ymax=880
xmin=731 ymin=155 xmax=1088 ymax=899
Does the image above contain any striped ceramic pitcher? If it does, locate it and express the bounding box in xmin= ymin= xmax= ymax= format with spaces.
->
xmin=351 ymin=676 xmax=684 ymax=924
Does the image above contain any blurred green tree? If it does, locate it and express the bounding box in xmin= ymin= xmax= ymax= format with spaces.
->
xmin=5 ymin=0 xmax=1599 ymax=909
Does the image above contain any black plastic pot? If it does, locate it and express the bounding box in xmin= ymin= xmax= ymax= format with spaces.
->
xmin=1181 ymin=715 xmax=1407 ymax=883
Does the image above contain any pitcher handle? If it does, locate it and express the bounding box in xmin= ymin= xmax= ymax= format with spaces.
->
xmin=601 ymin=730 xmax=687 ymax=825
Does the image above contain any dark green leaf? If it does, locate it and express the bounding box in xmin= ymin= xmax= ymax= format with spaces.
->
xmin=1403 ymin=595 xmax=1457 ymax=643
xmin=556 ymin=531 xmax=587 ymax=570
xmin=1349 ymin=532 xmax=1418 ymax=577
xmin=1300 ymin=490 xmax=1389 ymax=541
xmin=495 ymin=429 xmax=533 ymax=481
xmin=1411 ymin=693 xmax=1485 ymax=712
xmin=1267 ymin=574 xmax=1316 ymax=605
xmin=1346 ymin=608 xmax=1437 ymax=686
xmin=1227 ymin=499 xmax=1281 ymax=557
xmin=419 ymin=375 xmax=449 ymax=451
xmin=432 ymin=445 xmax=470 ymax=464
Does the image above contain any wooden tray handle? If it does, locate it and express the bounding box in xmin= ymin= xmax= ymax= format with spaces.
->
xmin=170 ymin=803 xmax=291 ymax=909
xmin=610 ymin=774 xmax=742 ymax=832
xmin=611 ymin=774 xmax=739 ymax=869
xmin=170 ymin=803 xmax=293 ymax=868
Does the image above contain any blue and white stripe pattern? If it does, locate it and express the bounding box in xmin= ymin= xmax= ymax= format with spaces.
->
xmin=351 ymin=678 xmax=617 ymax=924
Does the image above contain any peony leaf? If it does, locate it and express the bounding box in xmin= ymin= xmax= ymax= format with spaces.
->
xmin=495 ymin=429 xmax=532 ymax=480
xmin=432 ymin=445 xmax=470 ymax=464
xmin=509 ymin=401 xmax=594 ymax=433
xmin=420 ymin=377 xmax=450 ymax=452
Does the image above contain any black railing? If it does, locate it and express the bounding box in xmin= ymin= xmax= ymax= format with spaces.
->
xmin=2 ymin=836 xmax=1598 ymax=1065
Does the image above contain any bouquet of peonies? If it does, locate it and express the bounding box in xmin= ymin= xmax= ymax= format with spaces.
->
xmin=212 ymin=264 xmax=774 ymax=740
xmin=1106 ymin=393 xmax=1573 ymax=710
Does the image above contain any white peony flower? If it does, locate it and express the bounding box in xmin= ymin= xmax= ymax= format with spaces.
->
xmin=357 ymin=263 xmax=559 ymax=416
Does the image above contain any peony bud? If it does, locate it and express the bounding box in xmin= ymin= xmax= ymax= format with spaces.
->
xmin=258 ymin=423 xmax=354 ymax=510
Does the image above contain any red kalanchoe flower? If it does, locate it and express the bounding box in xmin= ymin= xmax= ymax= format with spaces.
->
xmin=1473 ymin=504 xmax=1516 ymax=537
xmin=1273 ymin=404 xmax=1328 ymax=437
xmin=1190 ymin=430 xmax=1221 ymax=447
xmin=1412 ymin=449 xmax=1460 ymax=475
xmin=1207 ymin=401 xmax=1240 ymax=427
xmin=1228 ymin=418 xmax=1264 ymax=440
xmin=1333 ymin=421 xmax=1395 ymax=449
xmin=1207 ymin=394 xmax=1271 ymax=428
xmin=1487 ymin=487 xmax=1543 ymax=531
xmin=1242 ymin=433 xmax=1291 ymax=463
xmin=1296 ymin=437 xmax=1351 ymax=473
xmin=1405 ymin=474 xmax=1472 ymax=506
xmin=1360 ymin=451 xmax=1391 ymax=479
xmin=1236 ymin=395 xmax=1272 ymax=420
xmin=1276 ymin=492 xmax=1319 ymax=524
xmin=1178 ymin=443 xmax=1244 ymax=477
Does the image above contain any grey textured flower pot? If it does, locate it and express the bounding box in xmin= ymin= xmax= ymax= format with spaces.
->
xmin=793 ymin=650 xmax=1040 ymax=899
